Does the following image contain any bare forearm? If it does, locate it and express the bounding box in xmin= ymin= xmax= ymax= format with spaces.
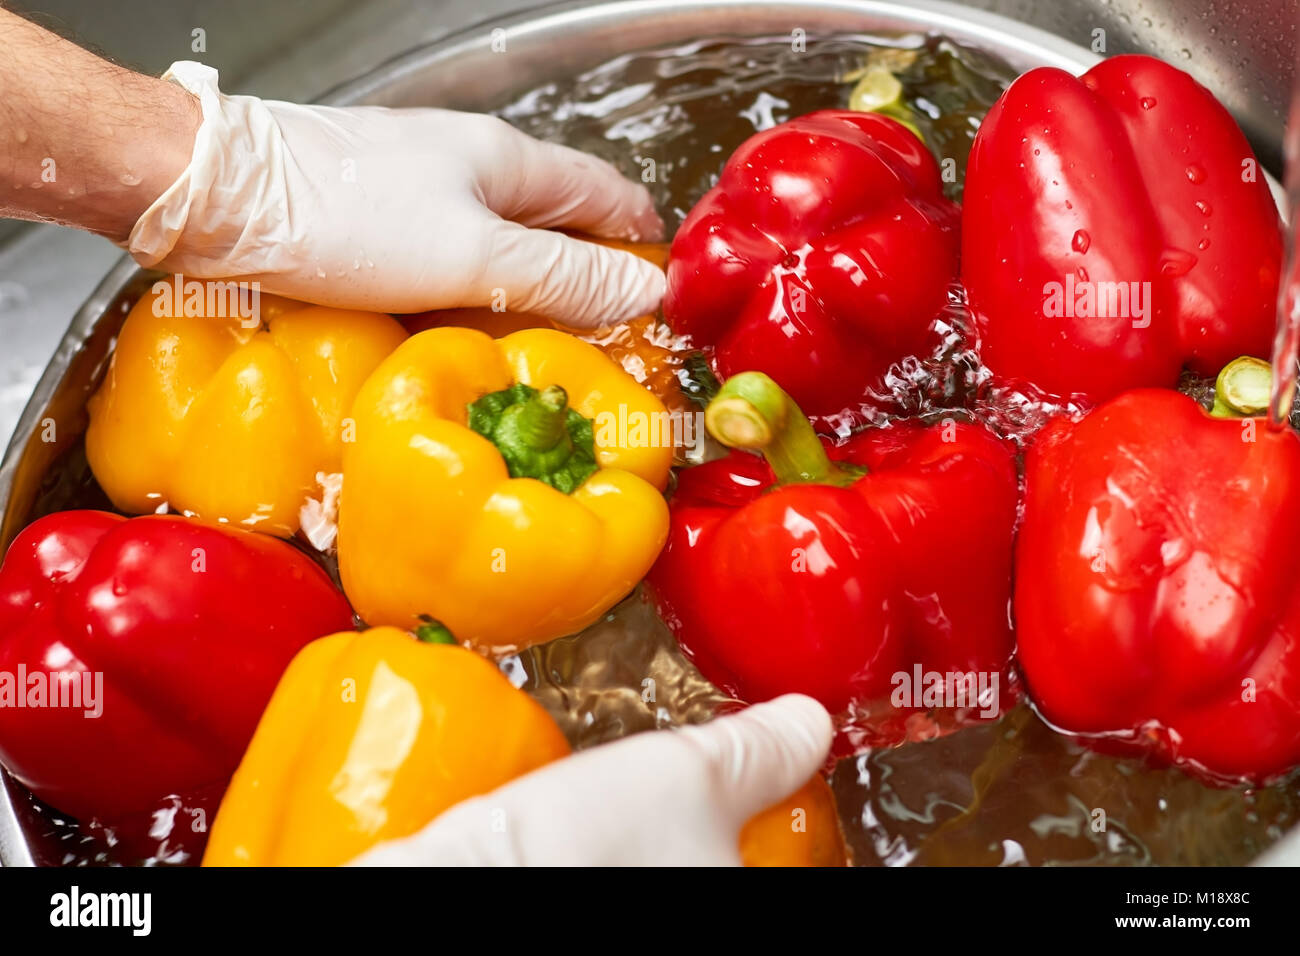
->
xmin=0 ymin=7 xmax=199 ymax=241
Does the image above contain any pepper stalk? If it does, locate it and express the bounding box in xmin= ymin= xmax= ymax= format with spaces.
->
xmin=414 ymin=616 xmax=457 ymax=644
xmin=704 ymin=371 xmax=863 ymax=487
xmin=1210 ymin=356 xmax=1271 ymax=418
xmin=467 ymin=382 xmax=599 ymax=494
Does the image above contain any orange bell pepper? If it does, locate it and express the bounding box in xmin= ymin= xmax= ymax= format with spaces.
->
xmin=202 ymin=625 xmax=846 ymax=866
xmin=202 ymin=626 xmax=571 ymax=866
xmin=741 ymin=775 xmax=848 ymax=867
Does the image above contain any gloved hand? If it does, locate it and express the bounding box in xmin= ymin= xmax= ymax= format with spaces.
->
xmin=350 ymin=694 xmax=833 ymax=866
xmin=125 ymin=62 xmax=665 ymax=327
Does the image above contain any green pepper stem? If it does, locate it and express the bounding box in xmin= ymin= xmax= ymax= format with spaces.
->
xmin=1211 ymin=356 xmax=1271 ymax=418
xmin=704 ymin=372 xmax=862 ymax=487
xmin=513 ymin=385 xmax=571 ymax=450
xmin=467 ymin=382 xmax=598 ymax=494
xmin=415 ymin=617 xmax=457 ymax=644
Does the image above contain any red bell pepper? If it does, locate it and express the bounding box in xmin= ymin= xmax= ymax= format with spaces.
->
xmin=649 ymin=372 xmax=1017 ymax=715
xmin=664 ymin=110 xmax=960 ymax=424
xmin=1016 ymin=380 xmax=1300 ymax=782
xmin=963 ymin=54 xmax=1282 ymax=403
xmin=0 ymin=511 xmax=354 ymax=821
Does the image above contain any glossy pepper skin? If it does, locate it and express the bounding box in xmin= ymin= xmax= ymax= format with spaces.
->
xmin=202 ymin=627 xmax=572 ymax=866
xmin=1016 ymin=389 xmax=1300 ymax=782
xmin=86 ymin=283 xmax=407 ymax=537
xmin=963 ymin=55 xmax=1282 ymax=403
xmin=650 ymin=374 xmax=1018 ymax=714
xmin=664 ymin=110 xmax=960 ymax=423
xmin=338 ymin=326 xmax=672 ymax=651
xmin=0 ymin=511 xmax=355 ymax=822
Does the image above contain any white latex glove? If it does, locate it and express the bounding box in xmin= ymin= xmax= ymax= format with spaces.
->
xmin=351 ymin=694 xmax=833 ymax=866
xmin=124 ymin=61 xmax=665 ymax=327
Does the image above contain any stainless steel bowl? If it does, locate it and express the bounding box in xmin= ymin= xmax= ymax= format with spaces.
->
xmin=1 ymin=0 xmax=1294 ymax=866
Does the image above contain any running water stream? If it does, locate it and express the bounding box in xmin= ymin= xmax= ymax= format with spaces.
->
xmin=1271 ymin=67 xmax=1300 ymax=426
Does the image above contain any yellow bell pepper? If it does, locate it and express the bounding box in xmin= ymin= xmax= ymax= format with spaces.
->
xmin=202 ymin=626 xmax=571 ymax=866
xmin=402 ymin=241 xmax=693 ymax=418
xmin=338 ymin=326 xmax=672 ymax=651
xmin=85 ymin=281 xmax=407 ymax=537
